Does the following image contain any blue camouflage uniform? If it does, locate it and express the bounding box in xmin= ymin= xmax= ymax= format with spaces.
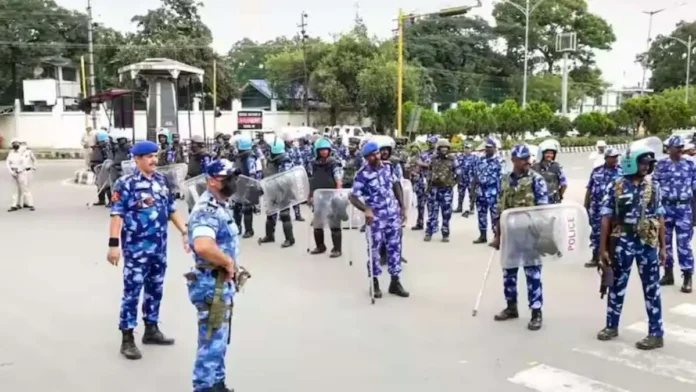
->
xmin=412 ymin=137 xmax=437 ymax=228
xmin=600 ymin=175 xmax=664 ymax=339
xmin=111 ymin=160 xmax=176 ymax=331
xmin=426 ymin=145 xmax=458 ymax=238
xmin=334 ymin=143 xmax=349 ymax=161
xmin=473 ymin=142 xmax=503 ymax=238
xmin=353 ymin=160 xmax=403 ymax=277
xmin=187 ymin=166 xmax=238 ymax=391
xmin=456 ymin=149 xmax=477 ymax=212
xmin=654 ymin=138 xmax=696 ymax=279
xmin=586 ymin=150 xmax=622 ymax=259
xmin=300 ymin=142 xmax=314 ymax=176
xmin=496 ymin=145 xmax=549 ymax=328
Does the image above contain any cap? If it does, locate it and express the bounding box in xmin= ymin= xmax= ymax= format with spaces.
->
xmin=204 ymin=159 xmax=238 ymax=177
xmin=131 ymin=141 xmax=158 ymax=156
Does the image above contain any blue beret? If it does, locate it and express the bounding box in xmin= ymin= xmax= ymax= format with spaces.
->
xmin=205 ymin=159 xmax=239 ymax=177
xmin=361 ymin=141 xmax=380 ymax=157
xmin=131 ymin=141 xmax=158 ymax=156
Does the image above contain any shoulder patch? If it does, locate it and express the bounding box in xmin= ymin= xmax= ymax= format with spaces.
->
xmin=111 ymin=191 xmax=121 ymax=203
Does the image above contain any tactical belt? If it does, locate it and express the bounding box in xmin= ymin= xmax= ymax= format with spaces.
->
xmin=187 ymin=265 xmax=233 ymax=343
xmin=663 ymin=199 xmax=690 ymax=206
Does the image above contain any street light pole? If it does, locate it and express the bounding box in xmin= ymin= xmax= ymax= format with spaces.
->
xmin=501 ymin=0 xmax=546 ymax=108
xmin=640 ymin=8 xmax=664 ymax=95
xmin=663 ymin=34 xmax=695 ymax=103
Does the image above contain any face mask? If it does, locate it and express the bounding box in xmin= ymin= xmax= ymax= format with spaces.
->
xmin=12 ymin=145 xmax=19 ymax=150
xmin=219 ymin=176 xmax=237 ymax=198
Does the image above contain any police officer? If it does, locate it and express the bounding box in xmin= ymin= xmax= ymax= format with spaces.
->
xmin=425 ymin=139 xmax=457 ymax=242
xmin=187 ymin=135 xmax=212 ymax=180
xmin=299 ymin=136 xmax=314 ymax=176
xmin=233 ymin=136 xmax=262 ymax=238
xmin=222 ymin=134 xmax=235 ymax=160
xmin=411 ymin=136 xmax=438 ymax=230
xmin=584 ymin=148 xmax=622 ymax=268
xmin=455 ymin=142 xmax=477 ymax=217
xmin=282 ymin=133 xmax=305 ymax=222
xmin=107 ymin=140 xmax=189 ymax=360
xmin=532 ymin=140 xmax=567 ymax=204
xmin=157 ymin=128 xmax=174 ymax=166
xmin=187 ymin=159 xmax=240 ymax=392
xmin=655 ymin=135 xmax=695 ymax=293
xmin=309 ymin=138 xmax=344 ymax=258
xmin=597 ymin=146 xmax=666 ymax=350
xmin=472 ymin=138 xmax=502 ymax=244
xmin=6 ymin=139 xmax=35 ymax=212
xmin=333 ymin=137 xmax=348 ymax=161
xmin=349 ymin=141 xmax=409 ymax=298
xmin=491 ymin=145 xmax=549 ymax=331
xmin=377 ymin=137 xmax=409 ymax=264
xmin=171 ymin=132 xmax=187 ymax=164
xmin=342 ymin=137 xmax=364 ymax=190
xmin=258 ymin=139 xmax=296 ymax=247
xmin=91 ymin=130 xmax=114 ymax=206
xmin=110 ymin=130 xmax=132 ymax=186
xmin=212 ymin=132 xmax=226 ymax=159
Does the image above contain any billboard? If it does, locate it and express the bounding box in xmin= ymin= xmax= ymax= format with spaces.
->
xmin=237 ymin=111 xmax=263 ymax=130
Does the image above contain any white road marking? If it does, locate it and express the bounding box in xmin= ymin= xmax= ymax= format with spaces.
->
xmin=670 ymin=303 xmax=696 ymax=318
xmin=626 ymin=322 xmax=696 ymax=346
xmin=573 ymin=343 xmax=696 ymax=385
xmin=508 ymin=364 xmax=630 ymax=391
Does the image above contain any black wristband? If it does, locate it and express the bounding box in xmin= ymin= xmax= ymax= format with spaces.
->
xmin=108 ymin=238 xmax=120 ymax=247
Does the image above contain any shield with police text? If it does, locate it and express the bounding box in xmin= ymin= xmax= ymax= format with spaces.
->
xmin=230 ymin=175 xmax=264 ymax=205
xmin=260 ymin=165 xmax=310 ymax=215
xmin=183 ymin=174 xmax=207 ymax=211
xmin=312 ymin=189 xmax=363 ymax=229
xmin=157 ymin=163 xmax=188 ymax=195
xmin=500 ymin=202 xmax=590 ymax=268
xmin=94 ymin=159 xmax=113 ymax=193
xmin=121 ymin=159 xmax=136 ymax=176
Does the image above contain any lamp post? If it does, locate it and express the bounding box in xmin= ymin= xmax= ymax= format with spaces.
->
xmin=663 ymin=35 xmax=695 ymax=103
xmin=640 ymin=8 xmax=665 ymax=95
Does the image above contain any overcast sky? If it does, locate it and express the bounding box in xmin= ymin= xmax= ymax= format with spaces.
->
xmin=57 ymin=0 xmax=696 ymax=88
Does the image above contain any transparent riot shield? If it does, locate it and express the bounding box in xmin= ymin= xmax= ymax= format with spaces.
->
xmin=183 ymin=174 xmax=207 ymax=211
xmin=157 ymin=163 xmax=188 ymax=195
xmin=121 ymin=159 xmax=136 ymax=176
xmin=230 ymin=175 xmax=263 ymax=205
xmin=500 ymin=202 xmax=590 ymax=268
xmin=400 ymin=179 xmax=413 ymax=214
xmin=312 ymin=189 xmax=362 ymax=230
xmin=260 ymin=166 xmax=310 ymax=215
xmin=94 ymin=159 xmax=114 ymax=193
xmin=528 ymin=145 xmax=539 ymax=164
xmin=628 ymin=136 xmax=665 ymax=160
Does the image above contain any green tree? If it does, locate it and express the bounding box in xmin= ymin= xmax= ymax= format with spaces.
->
xmin=509 ymin=73 xmax=584 ymax=111
xmin=547 ymin=115 xmax=573 ymax=137
xmin=572 ymin=112 xmax=616 ymax=136
xmin=643 ymin=21 xmax=696 ymax=92
xmin=524 ymin=100 xmax=554 ymax=134
xmin=443 ymin=100 xmax=496 ymax=137
xmin=418 ymin=109 xmax=445 ymax=135
xmin=607 ymin=109 xmax=632 ymax=133
xmin=622 ymin=94 xmax=691 ymax=134
xmin=493 ymin=0 xmax=615 ymax=73
xmin=492 ymin=99 xmax=529 ymax=138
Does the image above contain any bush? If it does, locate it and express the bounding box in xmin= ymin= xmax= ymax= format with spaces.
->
xmin=419 ymin=135 xmax=633 ymax=152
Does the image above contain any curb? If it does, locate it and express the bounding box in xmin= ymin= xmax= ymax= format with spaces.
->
xmin=498 ymin=144 xmax=628 ymax=157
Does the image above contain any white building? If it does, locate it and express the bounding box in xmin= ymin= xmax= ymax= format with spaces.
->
xmin=572 ymin=86 xmax=652 ymax=115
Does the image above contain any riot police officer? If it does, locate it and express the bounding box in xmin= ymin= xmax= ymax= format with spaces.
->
xmin=531 ymin=140 xmax=567 ymax=204
xmin=258 ymin=139 xmax=296 ymax=247
xmin=233 ymin=136 xmax=262 ymax=238
xmin=186 ymin=135 xmax=212 ymax=180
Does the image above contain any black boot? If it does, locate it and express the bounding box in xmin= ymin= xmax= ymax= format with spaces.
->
xmin=242 ymin=212 xmax=254 ymax=238
xmin=635 ymin=335 xmax=664 ymax=350
xmin=329 ymin=230 xmax=342 ymax=258
xmin=424 ymin=234 xmax=432 ymax=242
xmin=411 ymin=223 xmax=423 ymax=231
xmin=682 ymin=272 xmax=693 ymax=294
xmin=281 ymin=221 xmax=295 ymax=248
xmin=258 ymin=220 xmax=275 ymax=244
xmin=388 ymin=275 xmax=410 ymax=297
xmin=493 ymin=301 xmax=519 ymax=321
xmin=473 ymin=233 xmax=487 ymax=244
xmin=660 ymin=267 xmax=674 ymax=286
xmin=585 ymin=251 xmax=599 ymax=268
xmin=310 ymin=229 xmax=327 ymax=254
xmin=453 ymin=205 xmax=463 ymax=213
xmin=213 ymin=380 xmax=235 ymax=392
xmin=442 ymin=235 xmax=450 ymax=243
xmin=372 ymin=277 xmax=382 ymax=299
xmin=527 ymin=309 xmax=543 ymax=331
xmin=7 ymin=206 xmax=19 ymax=212
xmin=142 ymin=323 xmax=175 ymax=345
xmin=462 ymin=210 xmax=470 ymax=218
xmin=597 ymin=327 xmax=619 ymax=341
xmin=120 ymin=329 xmax=142 ymax=360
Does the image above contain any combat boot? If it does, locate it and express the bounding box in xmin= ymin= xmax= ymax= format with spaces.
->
xmin=442 ymin=235 xmax=450 ymax=243
xmin=7 ymin=206 xmax=19 ymax=212
xmin=142 ymin=323 xmax=175 ymax=345
xmin=462 ymin=210 xmax=470 ymax=218
xmin=281 ymin=221 xmax=295 ymax=248
xmin=242 ymin=230 xmax=254 ymax=239
xmin=493 ymin=301 xmax=519 ymax=321
xmin=411 ymin=223 xmax=423 ymax=231
xmin=585 ymin=251 xmax=599 ymax=268
xmin=682 ymin=272 xmax=693 ymax=294
xmin=596 ymin=328 xmax=619 ymax=341
xmin=311 ymin=229 xmax=327 ymax=254
xmin=635 ymin=335 xmax=664 ymax=351
xmin=660 ymin=267 xmax=674 ymax=286
xmin=388 ymin=276 xmax=410 ymax=297
xmin=527 ymin=309 xmax=543 ymax=331
xmin=258 ymin=221 xmax=275 ymax=244
xmin=473 ymin=233 xmax=487 ymax=244
xmin=213 ymin=380 xmax=235 ymax=392
xmin=423 ymin=234 xmax=432 ymax=242
xmin=120 ymin=329 xmax=142 ymax=360
xmin=329 ymin=230 xmax=342 ymax=258
xmin=453 ymin=205 xmax=463 ymax=213
xmin=372 ymin=277 xmax=383 ymax=299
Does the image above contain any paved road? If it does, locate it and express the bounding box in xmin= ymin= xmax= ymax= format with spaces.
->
xmin=0 ymin=154 xmax=694 ymax=392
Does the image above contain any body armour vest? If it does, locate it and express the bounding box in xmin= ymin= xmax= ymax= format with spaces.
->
xmin=430 ymin=154 xmax=457 ymax=187
xmin=310 ymin=158 xmax=338 ymax=195
xmin=157 ymin=144 xmax=170 ymax=166
xmin=172 ymin=144 xmax=186 ymax=163
xmin=187 ymin=150 xmax=209 ymax=178
xmin=235 ymin=153 xmax=252 ymax=177
xmin=113 ymin=145 xmax=130 ymax=166
xmin=532 ymin=161 xmax=561 ymax=200
xmin=500 ymin=173 xmax=538 ymax=211
xmin=264 ymin=154 xmax=288 ymax=177
xmin=342 ymin=153 xmax=362 ymax=185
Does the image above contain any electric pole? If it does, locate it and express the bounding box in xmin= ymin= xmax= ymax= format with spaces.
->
xmin=87 ymin=0 xmax=97 ymax=128
xmin=640 ymin=8 xmax=664 ymax=95
xmin=299 ymin=12 xmax=310 ymax=126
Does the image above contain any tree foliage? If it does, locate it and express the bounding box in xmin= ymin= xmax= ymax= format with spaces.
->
xmin=572 ymin=112 xmax=616 ymax=136
xmin=644 ymin=21 xmax=696 ymax=92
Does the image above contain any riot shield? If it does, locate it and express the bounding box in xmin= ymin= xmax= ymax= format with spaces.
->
xmin=94 ymin=160 xmax=114 ymax=193
xmin=121 ymin=159 xmax=136 ymax=176
xmin=260 ymin=166 xmax=310 ymax=215
xmin=157 ymin=163 xmax=188 ymax=195
xmin=312 ymin=189 xmax=362 ymax=229
xmin=400 ymin=179 xmax=413 ymax=213
xmin=628 ymin=136 xmax=665 ymax=160
xmin=500 ymin=203 xmax=590 ymax=268
xmin=528 ymin=145 xmax=539 ymax=164
xmin=183 ymin=175 xmax=207 ymax=211
xmin=230 ymin=175 xmax=264 ymax=205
